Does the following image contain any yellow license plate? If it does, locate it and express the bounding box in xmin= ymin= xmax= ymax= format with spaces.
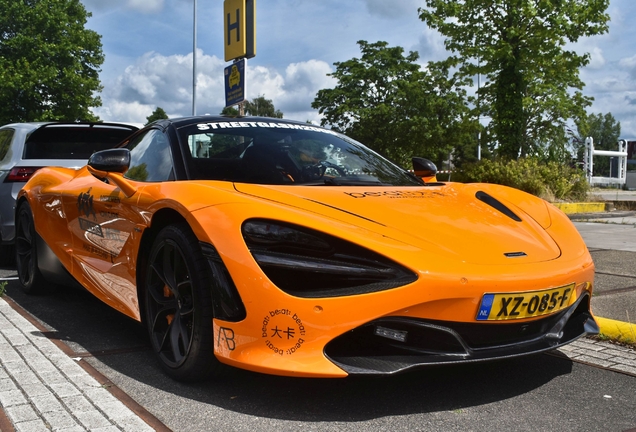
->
xmin=476 ymin=283 xmax=576 ymax=321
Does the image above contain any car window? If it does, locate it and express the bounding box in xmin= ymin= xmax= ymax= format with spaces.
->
xmin=181 ymin=121 xmax=422 ymax=186
xmin=0 ymin=129 xmax=14 ymax=163
xmin=124 ymin=129 xmax=174 ymax=182
xmin=23 ymin=125 xmax=134 ymax=159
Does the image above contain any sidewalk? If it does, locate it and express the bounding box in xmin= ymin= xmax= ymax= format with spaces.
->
xmin=0 ymin=296 xmax=157 ymax=431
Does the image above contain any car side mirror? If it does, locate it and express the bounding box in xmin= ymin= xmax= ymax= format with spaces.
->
xmin=412 ymin=157 xmax=438 ymax=182
xmin=87 ymin=149 xmax=137 ymax=198
xmin=88 ymin=149 xmax=130 ymax=173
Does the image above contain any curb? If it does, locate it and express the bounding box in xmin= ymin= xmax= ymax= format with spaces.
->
xmin=596 ymin=316 xmax=636 ymax=344
xmin=552 ymin=202 xmax=608 ymax=214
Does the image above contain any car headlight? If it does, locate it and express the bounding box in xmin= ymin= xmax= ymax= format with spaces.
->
xmin=242 ymin=219 xmax=417 ymax=298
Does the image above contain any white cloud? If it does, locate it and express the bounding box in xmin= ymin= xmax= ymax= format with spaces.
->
xmin=82 ymin=0 xmax=165 ymax=14
xmin=127 ymin=0 xmax=164 ymax=14
xmin=363 ymin=0 xmax=422 ymax=19
xmin=94 ymin=51 xmax=334 ymax=124
xmin=619 ymin=54 xmax=636 ymax=73
xmin=586 ymin=47 xmax=606 ymax=69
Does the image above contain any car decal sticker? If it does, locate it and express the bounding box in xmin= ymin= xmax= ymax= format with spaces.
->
xmin=79 ymin=218 xmax=103 ymax=237
xmin=217 ymin=327 xmax=236 ymax=351
xmin=77 ymin=188 xmax=96 ymax=219
xmin=262 ymin=309 xmax=307 ymax=356
xmin=195 ymin=121 xmax=340 ymax=136
xmin=344 ymin=190 xmax=447 ymax=199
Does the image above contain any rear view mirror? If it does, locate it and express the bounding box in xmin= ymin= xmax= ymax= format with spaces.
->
xmin=88 ymin=149 xmax=130 ymax=173
xmin=87 ymin=149 xmax=137 ymax=198
xmin=412 ymin=157 xmax=437 ymax=181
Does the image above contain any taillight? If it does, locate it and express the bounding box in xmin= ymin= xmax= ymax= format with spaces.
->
xmin=5 ymin=167 xmax=41 ymax=182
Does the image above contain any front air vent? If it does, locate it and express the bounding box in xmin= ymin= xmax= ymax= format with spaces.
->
xmin=475 ymin=191 xmax=522 ymax=222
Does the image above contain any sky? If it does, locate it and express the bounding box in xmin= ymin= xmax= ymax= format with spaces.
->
xmin=80 ymin=0 xmax=636 ymax=141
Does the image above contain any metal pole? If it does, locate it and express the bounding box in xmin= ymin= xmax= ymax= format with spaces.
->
xmin=477 ymin=58 xmax=481 ymax=160
xmin=192 ymin=0 xmax=197 ymax=116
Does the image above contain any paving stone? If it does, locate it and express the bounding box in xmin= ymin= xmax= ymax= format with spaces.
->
xmin=30 ymin=392 xmax=64 ymax=414
xmin=599 ymin=347 xmax=636 ymax=358
xmin=84 ymin=387 xmax=120 ymax=406
xmin=578 ymin=350 xmax=615 ymax=360
xmin=3 ymin=359 xmax=30 ymax=377
xmin=58 ymin=427 xmax=89 ymax=432
xmin=570 ymin=354 xmax=616 ymax=368
xmin=5 ymin=333 xmax=30 ymax=347
xmin=11 ymin=369 xmax=43 ymax=386
xmin=99 ymin=399 xmax=140 ymax=422
xmin=42 ymin=409 xmax=82 ymax=430
xmin=0 ymin=377 xmax=17 ymax=392
xmin=62 ymin=394 xmax=96 ymax=413
xmin=614 ymin=356 xmax=636 ymax=367
xmin=0 ymin=388 xmax=27 ymax=407
xmin=75 ymin=409 xmax=114 ymax=429
xmin=21 ymin=382 xmax=52 ymax=398
xmin=0 ymin=345 xmax=23 ymax=363
xmin=49 ymin=382 xmax=81 ymax=399
xmin=49 ymin=354 xmax=87 ymax=378
xmin=573 ymin=340 xmax=607 ymax=351
xmin=14 ymin=418 xmax=50 ymax=432
xmin=92 ymin=426 xmax=124 ymax=432
xmin=609 ymin=363 xmax=636 ymax=376
xmin=39 ymin=370 xmax=69 ymax=385
xmin=69 ymin=373 xmax=102 ymax=391
xmin=6 ymin=403 xmax=39 ymax=423
xmin=117 ymin=415 xmax=156 ymax=432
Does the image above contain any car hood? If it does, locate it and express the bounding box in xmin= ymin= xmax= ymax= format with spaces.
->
xmin=233 ymin=183 xmax=561 ymax=265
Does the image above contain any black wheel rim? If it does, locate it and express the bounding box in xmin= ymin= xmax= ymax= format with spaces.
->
xmin=16 ymin=209 xmax=35 ymax=286
xmin=146 ymin=238 xmax=195 ymax=368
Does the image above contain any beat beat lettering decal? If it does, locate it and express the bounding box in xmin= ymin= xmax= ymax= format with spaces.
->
xmin=261 ymin=309 xmax=306 ymax=356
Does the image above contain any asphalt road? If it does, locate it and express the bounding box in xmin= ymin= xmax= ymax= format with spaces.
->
xmin=1 ymin=223 xmax=636 ymax=431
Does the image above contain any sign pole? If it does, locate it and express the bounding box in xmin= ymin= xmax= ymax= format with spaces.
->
xmin=192 ymin=0 xmax=197 ymax=116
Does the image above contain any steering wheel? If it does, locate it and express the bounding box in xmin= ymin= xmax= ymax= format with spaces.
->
xmin=301 ymin=161 xmax=347 ymax=181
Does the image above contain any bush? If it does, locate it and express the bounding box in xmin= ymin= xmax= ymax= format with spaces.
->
xmin=453 ymin=157 xmax=589 ymax=201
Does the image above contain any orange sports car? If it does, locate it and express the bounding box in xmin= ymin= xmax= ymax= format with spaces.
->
xmin=16 ymin=116 xmax=598 ymax=381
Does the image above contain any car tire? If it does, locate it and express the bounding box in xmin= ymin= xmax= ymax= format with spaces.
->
xmin=143 ymin=223 xmax=220 ymax=382
xmin=15 ymin=202 xmax=46 ymax=294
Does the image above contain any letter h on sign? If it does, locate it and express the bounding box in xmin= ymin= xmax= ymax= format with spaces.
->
xmin=227 ymin=9 xmax=240 ymax=44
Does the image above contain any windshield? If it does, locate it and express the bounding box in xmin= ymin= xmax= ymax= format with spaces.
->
xmin=180 ymin=121 xmax=422 ymax=186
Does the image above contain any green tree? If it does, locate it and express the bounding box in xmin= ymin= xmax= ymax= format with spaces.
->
xmin=221 ymin=106 xmax=239 ymax=116
xmin=312 ymin=40 xmax=476 ymax=168
xmin=0 ymin=0 xmax=104 ymax=123
xmin=419 ymin=0 xmax=610 ymax=161
xmin=145 ymin=107 xmax=169 ymax=125
xmin=574 ymin=112 xmax=621 ymax=177
xmin=244 ymin=95 xmax=283 ymax=118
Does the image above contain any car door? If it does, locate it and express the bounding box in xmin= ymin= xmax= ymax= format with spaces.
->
xmin=63 ymin=128 xmax=176 ymax=320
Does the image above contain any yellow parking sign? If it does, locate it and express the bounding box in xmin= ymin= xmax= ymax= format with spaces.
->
xmin=224 ymin=0 xmax=256 ymax=62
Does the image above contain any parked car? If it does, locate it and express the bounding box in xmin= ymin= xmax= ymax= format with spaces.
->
xmin=0 ymin=122 xmax=139 ymax=262
xmin=16 ymin=116 xmax=598 ymax=381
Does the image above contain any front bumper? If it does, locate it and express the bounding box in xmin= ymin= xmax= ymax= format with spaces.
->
xmin=324 ymin=292 xmax=597 ymax=375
